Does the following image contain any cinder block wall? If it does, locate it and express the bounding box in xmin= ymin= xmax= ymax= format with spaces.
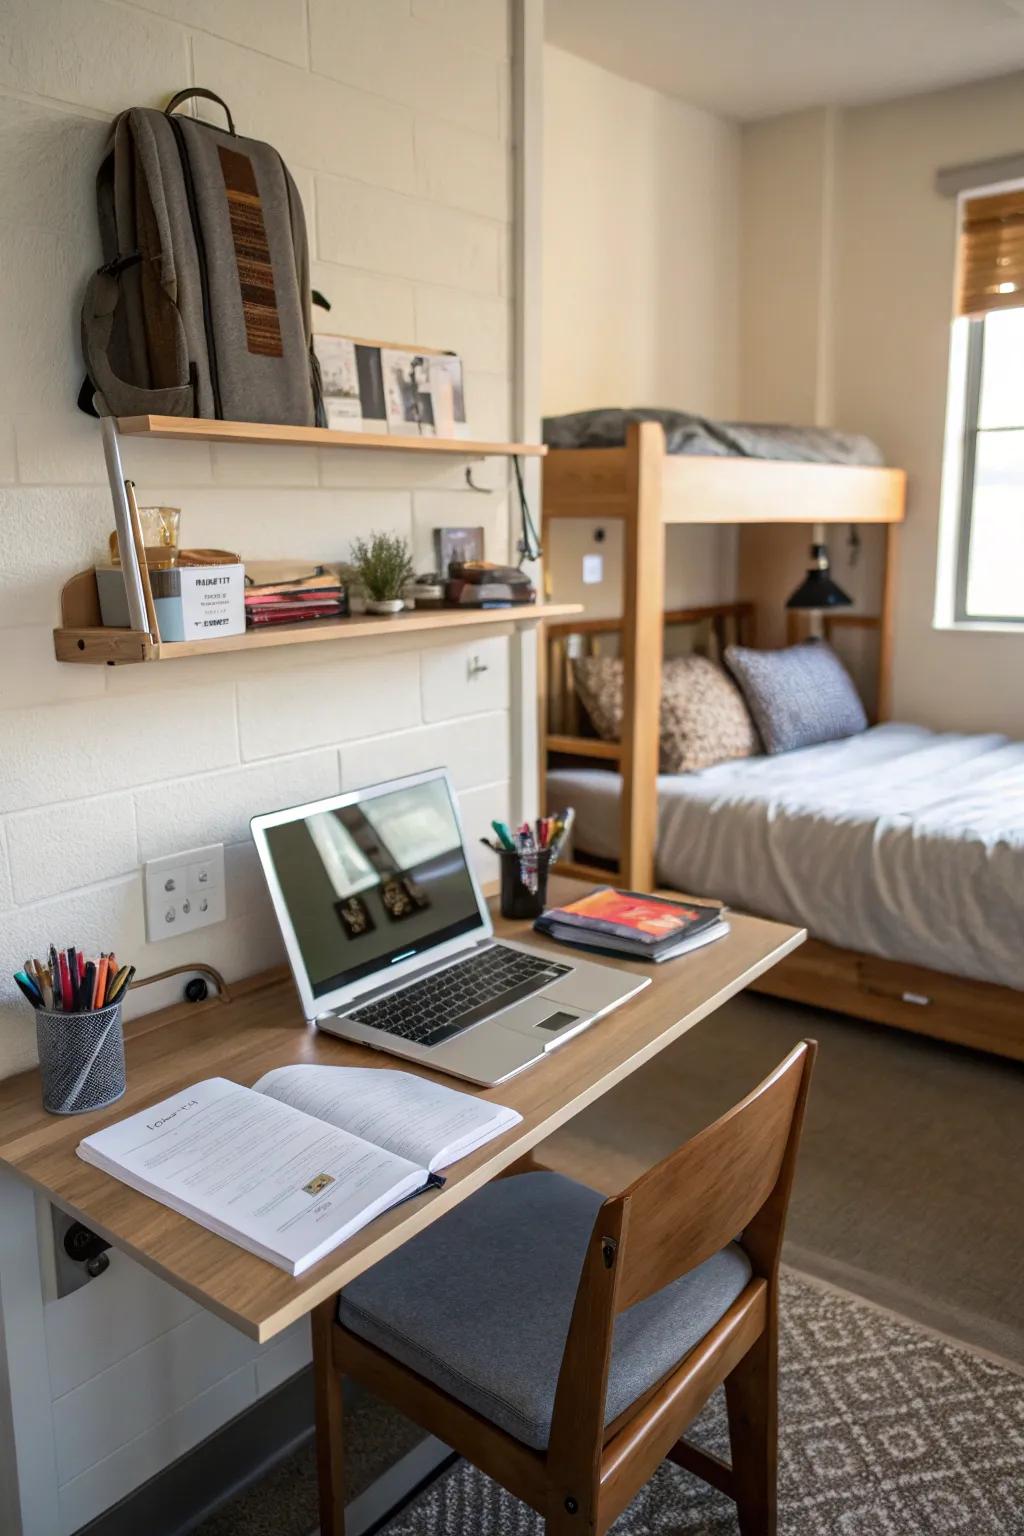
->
xmin=0 ymin=3 xmax=515 ymax=1525
xmin=0 ymin=0 xmax=516 ymax=1081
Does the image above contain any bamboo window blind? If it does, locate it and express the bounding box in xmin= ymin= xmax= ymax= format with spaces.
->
xmin=957 ymin=187 xmax=1024 ymax=317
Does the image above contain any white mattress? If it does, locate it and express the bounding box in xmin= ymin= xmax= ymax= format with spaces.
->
xmin=547 ymin=724 xmax=1024 ymax=990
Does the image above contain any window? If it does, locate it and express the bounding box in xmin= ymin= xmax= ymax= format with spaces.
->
xmin=950 ymin=187 xmax=1024 ymax=625
xmin=955 ymin=307 xmax=1024 ymax=622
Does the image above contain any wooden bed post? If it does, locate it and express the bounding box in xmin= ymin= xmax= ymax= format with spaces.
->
xmin=619 ymin=422 xmax=665 ymax=890
xmin=877 ymin=522 xmax=898 ymax=721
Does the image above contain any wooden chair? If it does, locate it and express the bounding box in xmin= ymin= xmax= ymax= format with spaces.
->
xmin=313 ymin=1039 xmax=816 ymax=1536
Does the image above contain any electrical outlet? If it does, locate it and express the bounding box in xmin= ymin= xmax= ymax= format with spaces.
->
xmin=144 ymin=844 xmax=226 ymax=942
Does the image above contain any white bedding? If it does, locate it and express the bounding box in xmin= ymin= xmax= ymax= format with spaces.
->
xmin=547 ymin=724 xmax=1024 ymax=990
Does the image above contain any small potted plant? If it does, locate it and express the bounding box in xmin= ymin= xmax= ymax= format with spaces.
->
xmin=349 ymin=531 xmax=415 ymax=615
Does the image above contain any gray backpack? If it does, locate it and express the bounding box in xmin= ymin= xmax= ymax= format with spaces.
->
xmin=80 ymin=89 xmax=324 ymax=426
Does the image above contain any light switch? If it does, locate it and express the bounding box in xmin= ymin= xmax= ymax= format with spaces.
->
xmin=582 ymin=553 xmax=603 ymax=585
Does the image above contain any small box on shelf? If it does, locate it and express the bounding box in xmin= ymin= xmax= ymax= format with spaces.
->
xmin=97 ymin=557 xmax=245 ymax=642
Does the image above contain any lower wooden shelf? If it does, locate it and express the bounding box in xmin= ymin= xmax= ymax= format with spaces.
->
xmin=545 ymin=734 xmax=621 ymax=762
xmin=54 ymin=600 xmax=585 ymax=665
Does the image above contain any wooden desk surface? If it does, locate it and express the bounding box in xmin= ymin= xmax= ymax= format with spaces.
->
xmin=0 ymin=893 xmax=803 ymax=1341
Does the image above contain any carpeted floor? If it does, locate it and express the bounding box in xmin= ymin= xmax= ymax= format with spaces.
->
xmin=192 ymin=1388 xmax=424 ymax=1536
xmin=193 ymin=1271 xmax=1024 ymax=1536
xmin=193 ymin=992 xmax=1024 ymax=1534
xmin=383 ymin=1271 xmax=1024 ymax=1535
xmin=542 ymin=991 xmax=1024 ymax=1366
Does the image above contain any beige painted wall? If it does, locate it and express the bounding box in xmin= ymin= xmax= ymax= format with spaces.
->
xmin=834 ymin=73 xmax=1024 ymax=735
xmin=740 ymin=107 xmax=836 ymax=427
xmin=542 ymin=45 xmax=739 ymax=416
xmin=542 ymin=45 xmax=740 ymax=615
xmin=741 ymin=73 xmax=1024 ymax=736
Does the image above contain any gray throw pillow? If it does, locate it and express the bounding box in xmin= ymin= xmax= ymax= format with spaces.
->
xmin=724 ymin=640 xmax=868 ymax=754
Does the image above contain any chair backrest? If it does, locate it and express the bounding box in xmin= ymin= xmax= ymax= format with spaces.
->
xmin=545 ymin=1041 xmax=815 ymax=1510
xmin=611 ymin=1038 xmax=816 ymax=1310
xmin=546 ymin=1041 xmax=815 ymax=1497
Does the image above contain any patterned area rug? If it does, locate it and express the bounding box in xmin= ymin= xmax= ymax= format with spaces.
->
xmin=383 ymin=1272 xmax=1024 ymax=1535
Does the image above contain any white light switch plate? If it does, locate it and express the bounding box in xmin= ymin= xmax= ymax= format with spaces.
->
xmin=144 ymin=843 xmax=226 ymax=941
xmin=582 ymin=552 xmax=603 ymax=584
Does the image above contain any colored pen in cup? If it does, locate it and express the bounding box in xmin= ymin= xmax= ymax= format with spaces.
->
xmin=12 ymin=971 xmax=43 ymax=1008
xmin=105 ymin=965 xmax=135 ymax=1006
xmin=491 ymin=819 xmax=516 ymax=852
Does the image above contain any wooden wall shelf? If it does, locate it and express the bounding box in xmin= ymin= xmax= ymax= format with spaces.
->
xmin=116 ymin=416 xmax=547 ymax=458
xmin=56 ymin=417 xmax=557 ymax=667
xmin=53 ymin=580 xmax=584 ymax=665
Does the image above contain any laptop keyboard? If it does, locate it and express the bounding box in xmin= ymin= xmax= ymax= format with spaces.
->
xmin=347 ymin=945 xmax=571 ymax=1049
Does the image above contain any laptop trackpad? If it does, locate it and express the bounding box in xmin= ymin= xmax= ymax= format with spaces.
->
xmin=498 ymin=995 xmax=586 ymax=1040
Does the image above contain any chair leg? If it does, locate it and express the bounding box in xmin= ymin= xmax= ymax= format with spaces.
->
xmin=312 ymin=1299 xmax=346 ymax=1536
xmin=544 ymin=1501 xmax=600 ymax=1536
xmin=724 ymin=1310 xmax=777 ymax=1536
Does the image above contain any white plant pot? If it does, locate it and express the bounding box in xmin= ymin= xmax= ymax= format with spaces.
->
xmin=365 ymin=598 xmax=406 ymax=615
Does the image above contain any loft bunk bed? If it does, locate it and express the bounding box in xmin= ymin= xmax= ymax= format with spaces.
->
xmin=541 ymin=421 xmax=1024 ymax=1063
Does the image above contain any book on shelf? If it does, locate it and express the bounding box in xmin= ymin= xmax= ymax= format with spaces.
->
xmin=243 ymin=562 xmax=344 ymax=595
xmin=247 ymin=601 xmax=346 ymax=626
xmin=242 ymin=583 xmax=346 ymax=602
xmin=243 ymin=562 xmax=348 ymax=628
xmin=535 ymin=887 xmax=728 ymax=963
xmin=77 ymin=1065 xmax=521 ymax=1276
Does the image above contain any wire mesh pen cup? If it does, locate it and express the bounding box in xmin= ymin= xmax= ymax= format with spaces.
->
xmin=36 ymin=1002 xmax=126 ymax=1115
xmin=498 ymin=847 xmax=553 ymax=920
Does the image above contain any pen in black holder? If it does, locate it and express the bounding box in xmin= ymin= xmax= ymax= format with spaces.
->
xmin=497 ymin=846 xmax=553 ymax=920
xmin=36 ymin=1002 xmax=126 ymax=1116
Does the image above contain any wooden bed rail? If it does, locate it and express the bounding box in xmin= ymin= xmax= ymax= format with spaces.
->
xmin=545 ymin=602 xmax=755 ymax=642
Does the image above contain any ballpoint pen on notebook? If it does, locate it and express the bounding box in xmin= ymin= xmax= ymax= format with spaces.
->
xmin=12 ymin=948 xmax=135 ymax=1012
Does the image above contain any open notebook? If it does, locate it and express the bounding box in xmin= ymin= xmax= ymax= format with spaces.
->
xmin=77 ymin=1065 xmax=521 ymax=1276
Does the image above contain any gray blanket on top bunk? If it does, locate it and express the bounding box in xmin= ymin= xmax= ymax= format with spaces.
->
xmin=542 ymin=408 xmax=885 ymax=465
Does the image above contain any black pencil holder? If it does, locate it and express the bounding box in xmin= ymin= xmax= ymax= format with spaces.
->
xmin=36 ymin=1002 xmax=126 ymax=1115
xmin=498 ymin=847 xmax=553 ymax=920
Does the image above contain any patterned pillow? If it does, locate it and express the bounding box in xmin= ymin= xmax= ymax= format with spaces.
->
xmin=571 ymin=654 xmax=759 ymax=773
xmin=724 ymin=640 xmax=867 ymax=754
xmin=571 ymin=655 xmax=623 ymax=743
xmin=660 ymin=656 xmax=760 ymax=772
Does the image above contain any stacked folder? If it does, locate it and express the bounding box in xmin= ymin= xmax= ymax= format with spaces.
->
xmin=244 ymin=564 xmax=348 ymax=628
xmin=445 ymin=561 xmax=536 ymax=608
xmin=535 ymin=887 xmax=729 ymax=963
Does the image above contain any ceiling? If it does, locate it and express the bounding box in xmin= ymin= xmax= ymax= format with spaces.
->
xmin=545 ymin=0 xmax=1024 ymax=121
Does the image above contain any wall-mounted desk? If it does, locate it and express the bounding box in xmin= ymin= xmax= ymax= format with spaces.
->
xmin=0 ymin=891 xmax=804 ymax=1347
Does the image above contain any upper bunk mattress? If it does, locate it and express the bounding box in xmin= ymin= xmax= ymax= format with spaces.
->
xmin=547 ymin=723 xmax=1024 ymax=990
xmin=543 ymin=407 xmax=884 ymax=465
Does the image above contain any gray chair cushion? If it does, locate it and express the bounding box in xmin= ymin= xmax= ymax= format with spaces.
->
xmin=338 ymin=1171 xmax=752 ymax=1450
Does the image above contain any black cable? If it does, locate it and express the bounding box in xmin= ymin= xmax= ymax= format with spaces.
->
xmin=513 ymin=454 xmax=542 ymax=566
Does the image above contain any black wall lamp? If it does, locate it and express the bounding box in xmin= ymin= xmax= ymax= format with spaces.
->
xmin=786 ymin=539 xmax=852 ymax=611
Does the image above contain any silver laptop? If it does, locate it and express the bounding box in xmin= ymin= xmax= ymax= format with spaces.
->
xmin=251 ymin=769 xmax=649 ymax=1086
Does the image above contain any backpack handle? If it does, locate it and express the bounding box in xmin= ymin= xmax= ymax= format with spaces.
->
xmin=165 ymin=88 xmax=235 ymax=136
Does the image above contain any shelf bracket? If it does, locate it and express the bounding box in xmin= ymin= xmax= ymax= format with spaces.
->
xmin=101 ymin=415 xmax=148 ymax=633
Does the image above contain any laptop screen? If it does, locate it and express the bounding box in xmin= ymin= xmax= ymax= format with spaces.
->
xmin=258 ymin=776 xmax=485 ymax=1000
